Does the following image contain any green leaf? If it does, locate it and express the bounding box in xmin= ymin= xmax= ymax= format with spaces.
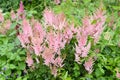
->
xmin=3 ymin=38 xmax=8 ymax=45
xmin=0 ymin=56 xmax=6 ymax=66
xmin=10 ymin=54 xmax=16 ymax=60
xmin=5 ymin=69 xmax=11 ymax=75
xmin=16 ymin=77 xmax=22 ymax=80
xmin=74 ymin=63 xmax=79 ymax=70
xmin=66 ymin=77 xmax=72 ymax=80
xmin=17 ymin=70 xmax=22 ymax=76
xmin=15 ymin=55 xmax=21 ymax=61
xmin=95 ymin=68 xmax=104 ymax=77
xmin=112 ymin=6 xmax=120 ymax=10
xmin=62 ymin=71 xmax=68 ymax=80
xmin=0 ymin=34 xmax=6 ymax=37
xmin=0 ymin=76 xmax=5 ymax=80
xmin=9 ymin=64 xmax=16 ymax=69
xmin=15 ymin=38 xmax=20 ymax=45
xmin=10 ymin=22 xmax=17 ymax=29
xmin=83 ymin=0 xmax=91 ymax=4
xmin=23 ymin=77 xmax=28 ymax=80
xmin=18 ymin=62 xmax=26 ymax=70
xmin=9 ymin=30 xmax=17 ymax=36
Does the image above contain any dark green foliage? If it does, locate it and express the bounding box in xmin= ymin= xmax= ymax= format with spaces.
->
xmin=22 ymin=0 xmax=54 ymax=19
xmin=0 ymin=0 xmax=20 ymax=12
xmin=0 ymin=0 xmax=54 ymax=19
xmin=28 ymin=64 xmax=54 ymax=80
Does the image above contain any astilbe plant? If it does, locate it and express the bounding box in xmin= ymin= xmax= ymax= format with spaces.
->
xmin=0 ymin=1 xmax=107 ymax=77
xmin=1 ymin=1 xmax=106 ymax=77
xmin=17 ymin=3 xmax=75 ymax=76
xmin=75 ymin=7 xmax=106 ymax=73
xmin=17 ymin=2 xmax=106 ymax=77
xmin=43 ymin=9 xmax=77 ymax=76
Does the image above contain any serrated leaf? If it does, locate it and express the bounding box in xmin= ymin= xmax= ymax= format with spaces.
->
xmin=15 ymin=55 xmax=21 ymax=61
xmin=9 ymin=64 xmax=16 ymax=69
xmin=17 ymin=70 xmax=21 ymax=76
xmin=18 ymin=62 xmax=26 ymax=70
xmin=10 ymin=54 xmax=16 ymax=60
xmin=95 ymin=68 xmax=104 ymax=77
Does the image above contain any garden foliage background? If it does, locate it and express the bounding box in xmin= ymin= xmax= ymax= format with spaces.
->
xmin=0 ymin=0 xmax=120 ymax=80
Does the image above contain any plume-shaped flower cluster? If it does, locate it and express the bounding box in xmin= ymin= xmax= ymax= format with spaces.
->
xmin=83 ymin=57 xmax=94 ymax=74
xmin=75 ymin=7 xmax=106 ymax=73
xmin=17 ymin=1 xmax=25 ymax=19
xmin=0 ymin=11 xmax=12 ymax=34
xmin=0 ymin=11 xmax=4 ymax=22
xmin=81 ymin=8 xmax=106 ymax=43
